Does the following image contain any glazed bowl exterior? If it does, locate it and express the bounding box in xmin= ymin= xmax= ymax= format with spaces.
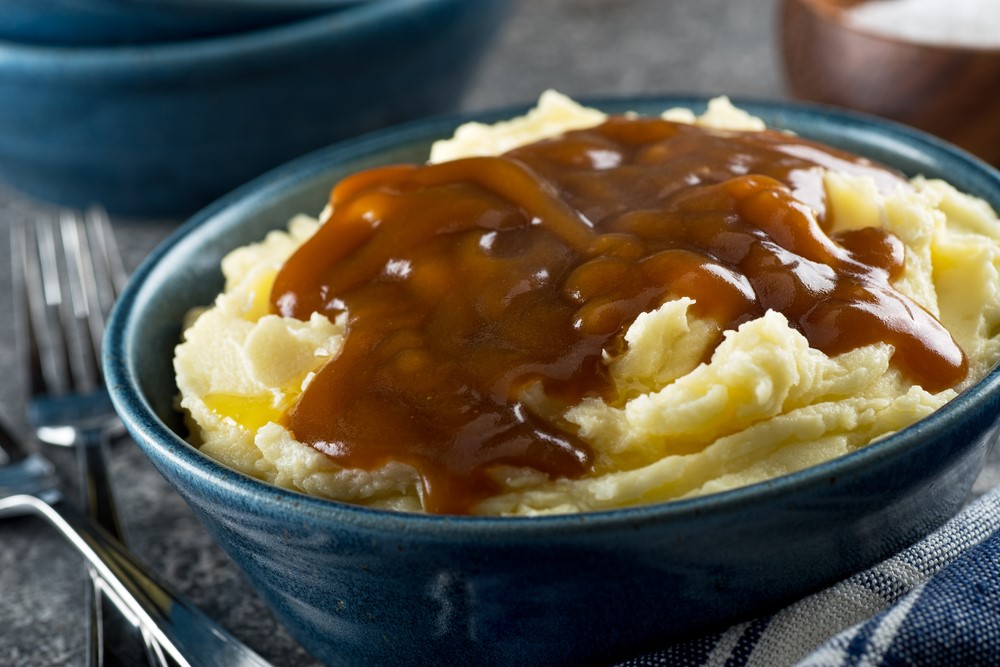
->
xmin=0 ymin=0 xmax=341 ymax=46
xmin=105 ymin=97 xmax=1000 ymax=667
xmin=0 ymin=0 xmax=509 ymax=216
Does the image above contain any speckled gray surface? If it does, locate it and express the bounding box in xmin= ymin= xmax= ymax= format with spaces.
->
xmin=1 ymin=1 xmax=997 ymax=665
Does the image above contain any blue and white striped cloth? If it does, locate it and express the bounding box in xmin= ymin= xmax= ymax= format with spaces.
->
xmin=620 ymin=484 xmax=1000 ymax=667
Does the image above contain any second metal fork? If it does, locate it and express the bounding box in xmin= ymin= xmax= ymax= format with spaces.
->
xmin=14 ymin=208 xmax=151 ymax=666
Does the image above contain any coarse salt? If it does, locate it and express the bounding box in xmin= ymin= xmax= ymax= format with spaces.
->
xmin=846 ymin=0 xmax=1000 ymax=49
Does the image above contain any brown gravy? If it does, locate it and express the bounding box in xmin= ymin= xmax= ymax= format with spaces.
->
xmin=270 ymin=117 xmax=967 ymax=514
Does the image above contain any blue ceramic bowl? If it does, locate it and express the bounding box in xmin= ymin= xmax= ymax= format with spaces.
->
xmin=0 ymin=0 xmax=509 ymax=217
xmin=0 ymin=0 xmax=351 ymax=46
xmin=105 ymin=97 xmax=1000 ymax=667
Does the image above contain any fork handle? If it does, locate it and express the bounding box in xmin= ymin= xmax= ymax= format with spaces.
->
xmin=0 ymin=493 xmax=273 ymax=667
xmin=78 ymin=429 xmax=125 ymax=542
xmin=77 ymin=428 xmax=167 ymax=666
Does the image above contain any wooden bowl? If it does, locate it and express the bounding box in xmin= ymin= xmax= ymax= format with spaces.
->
xmin=781 ymin=0 xmax=1000 ymax=165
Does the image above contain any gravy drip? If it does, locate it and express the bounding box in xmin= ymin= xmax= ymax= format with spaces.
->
xmin=270 ymin=117 xmax=967 ymax=514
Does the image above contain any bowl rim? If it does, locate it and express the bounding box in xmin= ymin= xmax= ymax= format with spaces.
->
xmin=147 ymin=0 xmax=367 ymax=8
xmin=0 ymin=0 xmax=470 ymax=70
xmin=105 ymin=93 xmax=1000 ymax=535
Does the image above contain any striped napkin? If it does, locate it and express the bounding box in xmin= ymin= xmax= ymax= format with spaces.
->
xmin=619 ymin=483 xmax=1000 ymax=667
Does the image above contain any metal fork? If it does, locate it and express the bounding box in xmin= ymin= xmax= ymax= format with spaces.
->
xmin=0 ymin=416 xmax=273 ymax=667
xmin=9 ymin=211 xmax=272 ymax=667
xmin=16 ymin=208 xmax=147 ymax=666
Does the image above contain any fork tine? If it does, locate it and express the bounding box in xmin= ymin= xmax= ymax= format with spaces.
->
xmin=38 ymin=214 xmax=92 ymax=396
xmin=11 ymin=224 xmax=45 ymax=401
xmin=86 ymin=205 xmax=127 ymax=302
xmin=60 ymin=210 xmax=103 ymax=391
xmin=18 ymin=219 xmax=73 ymax=398
xmin=66 ymin=206 xmax=126 ymax=389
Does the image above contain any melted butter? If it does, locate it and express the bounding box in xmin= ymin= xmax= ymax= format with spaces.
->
xmin=204 ymin=392 xmax=296 ymax=432
xmin=269 ymin=117 xmax=968 ymax=514
xmin=242 ymin=268 xmax=278 ymax=321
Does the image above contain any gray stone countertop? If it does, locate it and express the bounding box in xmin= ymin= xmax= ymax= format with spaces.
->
xmin=2 ymin=1 xmax=997 ymax=665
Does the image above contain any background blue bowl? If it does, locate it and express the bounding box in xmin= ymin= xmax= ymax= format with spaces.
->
xmin=0 ymin=0 xmax=510 ymax=217
xmin=105 ymin=97 xmax=1000 ymax=666
xmin=0 ymin=0 xmax=352 ymax=46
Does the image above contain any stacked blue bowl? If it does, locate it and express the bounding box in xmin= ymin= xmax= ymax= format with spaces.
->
xmin=0 ymin=0 xmax=510 ymax=216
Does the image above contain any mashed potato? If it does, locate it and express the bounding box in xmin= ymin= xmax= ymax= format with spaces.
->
xmin=175 ymin=92 xmax=1000 ymax=515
